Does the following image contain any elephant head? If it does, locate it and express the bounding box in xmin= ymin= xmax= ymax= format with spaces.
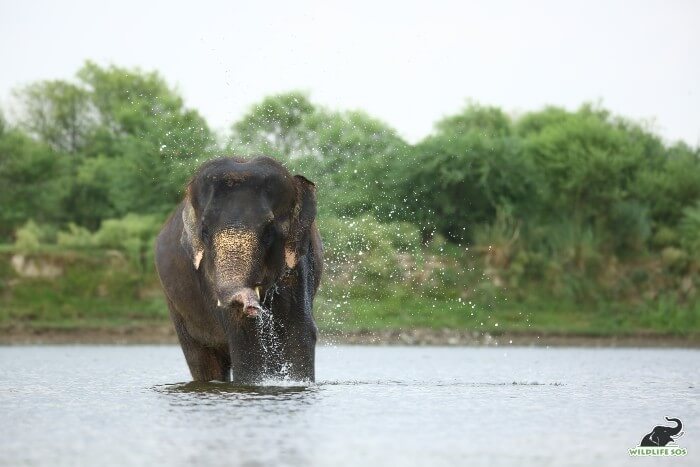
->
xmin=180 ymin=156 xmax=316 ymax=320
xmin=640 ymin=417 xmax=683 ymax=447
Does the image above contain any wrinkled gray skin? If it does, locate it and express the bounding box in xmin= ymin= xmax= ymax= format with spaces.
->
xmin=639 ymin=417 xmax=683 ymax=446
xmin=155 ymin=156 xmax=322 ymax=383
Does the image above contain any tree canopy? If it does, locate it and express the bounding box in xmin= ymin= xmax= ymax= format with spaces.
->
xmin=2 ymin=63 xmax=699 ymax=266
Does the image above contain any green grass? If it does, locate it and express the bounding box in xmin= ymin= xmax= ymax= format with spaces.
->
xmin=2 ymin=248 xmax=699 ymax=338
xmin=314 ymin=291 xmax=700 ymax=337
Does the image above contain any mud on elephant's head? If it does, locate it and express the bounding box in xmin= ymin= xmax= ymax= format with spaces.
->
xmin=180 ymin=156 xmax=316 ymax=319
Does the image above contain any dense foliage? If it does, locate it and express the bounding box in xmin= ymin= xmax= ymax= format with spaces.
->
xmin=2 ymin=62 xmax=699 ymax=334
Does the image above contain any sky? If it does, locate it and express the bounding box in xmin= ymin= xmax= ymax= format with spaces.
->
xmin=0 ymin=0 xmax=698 ymax=145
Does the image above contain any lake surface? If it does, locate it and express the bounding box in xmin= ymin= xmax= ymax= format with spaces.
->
xmin=0 ymin=345 xmax=697 ymax=466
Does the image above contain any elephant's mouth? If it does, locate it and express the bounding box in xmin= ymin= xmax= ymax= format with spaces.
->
xmin=246 ymin=285 xmax=264 ymax=318
xmin=217 ymin=286 xmax=265 ymax=319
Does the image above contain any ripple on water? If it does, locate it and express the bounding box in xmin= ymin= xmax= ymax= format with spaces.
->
xmin=1 ymin=346 xmax=697 ymax=467
xmin=154 ymin=379 xmax=565 ymax=394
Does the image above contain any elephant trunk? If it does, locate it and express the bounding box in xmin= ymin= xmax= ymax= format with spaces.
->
xmin=218 ymin=286 xmax=262 ymax=318
xmin=665 ymin=417 xmax=682 ymax=436
xmin=212 ymin=227 xmax=263 ymax=318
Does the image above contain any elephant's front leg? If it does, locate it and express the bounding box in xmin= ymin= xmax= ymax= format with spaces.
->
xmin=171 ymin=310 xmax=231 ymax=382
xmin=228 ymin=324 xmax=269 ymax=384
xmin=281 ymin=312 xmax=317 ymax=382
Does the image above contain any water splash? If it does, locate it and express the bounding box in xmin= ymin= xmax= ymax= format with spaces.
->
xmin=254 ymin=304 xmax=286 ymax=379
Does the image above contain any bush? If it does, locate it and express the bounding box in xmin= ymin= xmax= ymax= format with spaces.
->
xmin=93 ymin=214 xmax=162 ymax=271
xmin=12 ymin=214 xmax=163 ymax=272
xmin=14 ymin=221 xmax=43 ymax=253
xmin=386 ymin=221 xmax=422 ymax=252
xmin=57 ymin=224 xmax=96 ymax=249
xmin=679 ymin=201 xmax=700 ymax=258
xmin=473 ymin=208 xmax=521 ymax=270
xmin=607 ymin=200 xmax=651 ymax=255
xmin=652 ymin=226 xmax=679 ymax=249
xmin=319 ymin=215 xmax=404 ymax=280
xmin=661 ymin=247 xmax=688 ymax=273
xmin=94 ymin=214 xmax=161 ymax=248
xmin=13 ymin=221 xmax=56 ymax=253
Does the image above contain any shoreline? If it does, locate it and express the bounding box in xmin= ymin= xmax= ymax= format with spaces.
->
xmin=1 ymin=325 xmax=698 ymax=347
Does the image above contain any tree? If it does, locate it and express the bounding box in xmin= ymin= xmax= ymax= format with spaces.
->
xmin=295 ymin=109 xmax=410 ymax=218
xmin=0 ymin=128 xmax=69 ymax=238
xmin=13 ymin=80 xmax=93 ymax=153
xmin=633 ymin=142 xmax=700 ymax=230
xmin=230 ymin=92 xmax=315 ymax=159
xmin=402 ymin=103 xmax=538 ymax=242
xmin=520 ymin=105 xmax=649 ymax=224
xmin=435 ymin=102 xmax=512 ymax=138
xmin=8 ymin=62 xmax=215 ymax=229
xmin=515 ymin=106 xmax=570 ymax=137
xmin=228 ymin=93 xmax=410 ymax=218
xmin=0 ymin=108 xmax=6 ymax=135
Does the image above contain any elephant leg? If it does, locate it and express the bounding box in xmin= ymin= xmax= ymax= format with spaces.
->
xmin=281 ymin=317 xmax=317 ymax=382
xmin=169 ymin=307 xmax=230 ymax=382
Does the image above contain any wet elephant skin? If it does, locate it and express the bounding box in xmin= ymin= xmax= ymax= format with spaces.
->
xmin=155 ymin=156 xmax=322 ymax=384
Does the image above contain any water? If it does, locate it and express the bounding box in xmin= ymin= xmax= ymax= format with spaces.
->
xmin=0 ymin=345 xmax=697 ymax=466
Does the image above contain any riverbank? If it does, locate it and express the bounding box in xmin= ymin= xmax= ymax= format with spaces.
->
xmin=2 ymin=324 xmax=698 ymax=347
xmin=3 ymin=249 xmax=699 ymax=345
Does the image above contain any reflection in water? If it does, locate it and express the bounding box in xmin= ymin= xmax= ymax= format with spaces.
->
xmin=156 ymin=381 xmax=314 ymax=396
xmin=155 ymin=379 xmax=563 ymax=397
xmin=151 ymin=380 xmax=321 ymax=465
xmin=154 ymin=381 xmax=319 ymax=412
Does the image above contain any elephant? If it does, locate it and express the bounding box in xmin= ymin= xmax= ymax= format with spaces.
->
xmin=639 ymin=417 xmax=683 ymax=447
xmin=155 ymin=156 xmax=322 ymax=384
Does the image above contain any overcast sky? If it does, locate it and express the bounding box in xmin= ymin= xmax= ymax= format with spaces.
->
xmin=1 ymin=0 xmax=698 ymax=145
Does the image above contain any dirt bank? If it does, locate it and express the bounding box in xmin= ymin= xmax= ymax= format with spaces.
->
xmin=1 ymin=325 xmax=698 ymax=347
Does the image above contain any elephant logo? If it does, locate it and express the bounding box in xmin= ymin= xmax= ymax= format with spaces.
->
xmin=639 ymin=417 xmax=684 ymax=447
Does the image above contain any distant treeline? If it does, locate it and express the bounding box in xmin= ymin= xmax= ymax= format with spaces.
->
xmin=2 ymin=62 xmax=700 ymax=315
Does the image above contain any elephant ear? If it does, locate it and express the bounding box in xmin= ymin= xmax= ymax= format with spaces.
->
xmin=650 ymin=432 xmax=660 ymax=446
xmin=180 ymin=188 xmax=204 ymax=270
xmin=284 ymin=175 xmax=317 ymax=268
